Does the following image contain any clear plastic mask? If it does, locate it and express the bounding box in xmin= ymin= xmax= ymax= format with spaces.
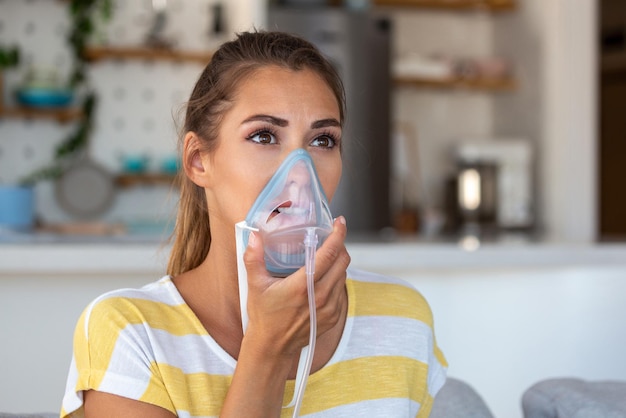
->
xmin=240 ymin=149 xmax=334 ymax=276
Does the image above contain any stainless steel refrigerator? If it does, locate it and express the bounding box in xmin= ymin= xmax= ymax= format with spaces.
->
xmin=268 ymin=7 xmax=392 ymax=235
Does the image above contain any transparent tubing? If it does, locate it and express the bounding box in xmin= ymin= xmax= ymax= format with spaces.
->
xmin=292 ymin=227 xmax=318 ymax=418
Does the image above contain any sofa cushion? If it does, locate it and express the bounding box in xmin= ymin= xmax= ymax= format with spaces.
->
xmin=430 ymin=377 xmax=495 ymax=418
xmin=522 ymin=378 xmax=626 ymax=418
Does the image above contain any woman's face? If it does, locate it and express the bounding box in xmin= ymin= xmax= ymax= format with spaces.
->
xmin=202 ymin=65 xmax=343 ymax=237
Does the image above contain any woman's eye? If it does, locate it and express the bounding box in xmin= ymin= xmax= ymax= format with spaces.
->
xmin=311 ymin=135 xmax=336 ymax=149
xmin=248 ymin=131 xmax=277 ymax=145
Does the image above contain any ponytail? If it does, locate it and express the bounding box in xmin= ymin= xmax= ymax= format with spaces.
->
xmin=167 ymin=174 xmax=211 ymax=276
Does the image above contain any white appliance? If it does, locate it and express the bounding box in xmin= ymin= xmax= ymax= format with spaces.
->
xmin=455 ymin=140 xmax=533 ymax=229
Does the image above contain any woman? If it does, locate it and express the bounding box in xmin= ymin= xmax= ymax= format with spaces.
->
xmin=61 ymin=31 xmax=447 ymax=418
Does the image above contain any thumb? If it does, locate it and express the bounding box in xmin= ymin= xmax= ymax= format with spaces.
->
xmin=243 ymin=231 xmax=268 ymax=282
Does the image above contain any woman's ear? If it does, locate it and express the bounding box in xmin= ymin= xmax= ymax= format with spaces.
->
xmin=183 ymin=131 xmax=212 ymax=188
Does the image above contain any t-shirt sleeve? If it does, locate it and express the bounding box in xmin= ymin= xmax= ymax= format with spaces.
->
xmin=60 ymin=296 xmax=175 ymax=417
xmin=414 ymin=288 xmax=448 ymax=418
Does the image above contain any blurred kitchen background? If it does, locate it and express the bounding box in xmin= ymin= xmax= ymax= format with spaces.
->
xmin=0 ymin=0 xmax=621 ymax=244
xmin=2 ymin=1 xmax=626 ymax=418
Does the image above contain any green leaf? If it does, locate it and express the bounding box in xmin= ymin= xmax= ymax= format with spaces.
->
xmin=20 ymin=0 xmax=113 ymax=184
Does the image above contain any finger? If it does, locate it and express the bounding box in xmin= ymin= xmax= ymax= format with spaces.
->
xmin=314 ymin=244 xmax=349 ymax=306
xmin=316 ymin=263 xmax=347 ymax=306
xmin=243 ymin=231 xmax=269 ymax=287
xmin=312 ymin=260 xmax=348 ymax=336
xmin=309 ymin=217 xmax=350 ymax=319
xmin=313 ymin=216 xmax=349 ymax=281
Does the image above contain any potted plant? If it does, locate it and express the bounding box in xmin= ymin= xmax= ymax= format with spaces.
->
xmin=0 ymin=45 xmax=36 ymax=231
xmin=0 ymin=1 xmax=113 ymax=232
xmin=19 ymin=0 xmax=113 ymax=185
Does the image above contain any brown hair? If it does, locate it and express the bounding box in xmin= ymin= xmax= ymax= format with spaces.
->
xmin=167 ymin=30 xmax=346 ymax=276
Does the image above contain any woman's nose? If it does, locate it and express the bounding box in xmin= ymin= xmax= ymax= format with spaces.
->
xmin=287 ymin=161 xmax=310 ymax=186
xmin=283 ymin=160 xmax=313 ymax=206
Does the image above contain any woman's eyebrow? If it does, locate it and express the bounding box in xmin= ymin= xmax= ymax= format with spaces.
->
xmin=311 ymin=118 xmax=341 ymax=129
xmin=242 ymin=114 xmax=288 ymax=127
xmin=242 ymin=115 xmax=340 ymax=130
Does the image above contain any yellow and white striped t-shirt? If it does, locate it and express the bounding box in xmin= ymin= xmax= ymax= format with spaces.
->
xmin=61 ymin=268 xmax=447 ymax=417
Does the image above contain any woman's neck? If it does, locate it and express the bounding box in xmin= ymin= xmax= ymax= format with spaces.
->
xmin=173 ymin=242 xmax=245 ymax=358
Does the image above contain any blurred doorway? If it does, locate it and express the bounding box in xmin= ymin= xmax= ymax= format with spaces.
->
xmin=599 ymin=0 xmax=626 ymax=240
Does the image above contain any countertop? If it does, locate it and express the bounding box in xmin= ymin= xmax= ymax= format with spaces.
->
xmin=2 ymin=228 xmax=625 ymax=275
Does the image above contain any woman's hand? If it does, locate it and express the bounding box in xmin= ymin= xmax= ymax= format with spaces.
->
xmin=220 ymin=217 xmax=349 ymax=418
xmin=243 ymin=215 xmax=350 ymax=359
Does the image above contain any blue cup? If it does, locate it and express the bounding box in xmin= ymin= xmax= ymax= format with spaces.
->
xmin=0 ymin=186 xmax=35 ymax=231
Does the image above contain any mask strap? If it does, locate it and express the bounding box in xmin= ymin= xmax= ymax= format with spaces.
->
xmin=235 ymin=221 xmax=256 ymax=333
xmin=235 ymin=221 xmax=310 ymax=411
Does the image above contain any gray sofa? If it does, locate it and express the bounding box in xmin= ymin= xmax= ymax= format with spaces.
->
xmin=431 ymin=377 xmax=495 ymax=418
xmin=431 ymin=376 xmax=626 ymax=418
xmin=522 ymin=378 xmax=626 ymax=418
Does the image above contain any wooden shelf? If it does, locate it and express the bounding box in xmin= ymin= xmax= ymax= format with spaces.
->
xmin=394 ymin=75 xmax=516 ymax=91
xmin=115 ymin=173 xmax=177 ymax=188
xmin=0 ymin=105 xmax=83 ymax=123
xmin=373 ymin=0 xmax=516 ymax=11
xmin=83 ymin=46 xmax=213 ymax=64
xmin=0 ymin=74 xmax=83 ymax=123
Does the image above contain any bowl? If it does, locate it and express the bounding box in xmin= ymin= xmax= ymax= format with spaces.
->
xmin=16 ymin=88 xmax=74 ymax=108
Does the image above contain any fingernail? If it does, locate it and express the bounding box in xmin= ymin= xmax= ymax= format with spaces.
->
xmin=248 ymin=231 xmax=257 ymax=247
xmin=337 ymin=216 xmax=346 ymax=226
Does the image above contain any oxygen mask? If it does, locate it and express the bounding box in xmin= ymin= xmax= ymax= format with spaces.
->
xmin=238 ymin=148 xmax=334 ymax=277
xmin=234 ymin=149 xmax=335 ymax=416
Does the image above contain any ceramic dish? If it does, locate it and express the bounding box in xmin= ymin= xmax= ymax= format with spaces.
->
xmin=16 ymin=88 xmax=74 ymax=107
xmin=55 ymin=159 xmax=116 ymax=219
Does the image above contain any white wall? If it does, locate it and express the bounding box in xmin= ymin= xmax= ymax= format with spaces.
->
xmin=0 ymin=244 xmax=169 ymax=414
xmin=0 ymin=272 xmax=156 ymax=414
xmin=404 ymin=266 xmax=626 ymax=418
xmin=494 ymin=0 xmax=598 ymax=242
xmin=541 ymin=0 xmax=598 ymax=243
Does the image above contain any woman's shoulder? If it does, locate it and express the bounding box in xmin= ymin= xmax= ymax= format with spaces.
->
xmin=79 ymin=276 xmax=185 ymax=329
xmin=88 ymin=275 xmax=178 ymax=305
xmin=346 ymin=267 xmax=425 ymax=300
xmin=346 ymin=267 xmax=414 ymax=287
xmin=346 ymin=267 xmax=434 ymax=324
